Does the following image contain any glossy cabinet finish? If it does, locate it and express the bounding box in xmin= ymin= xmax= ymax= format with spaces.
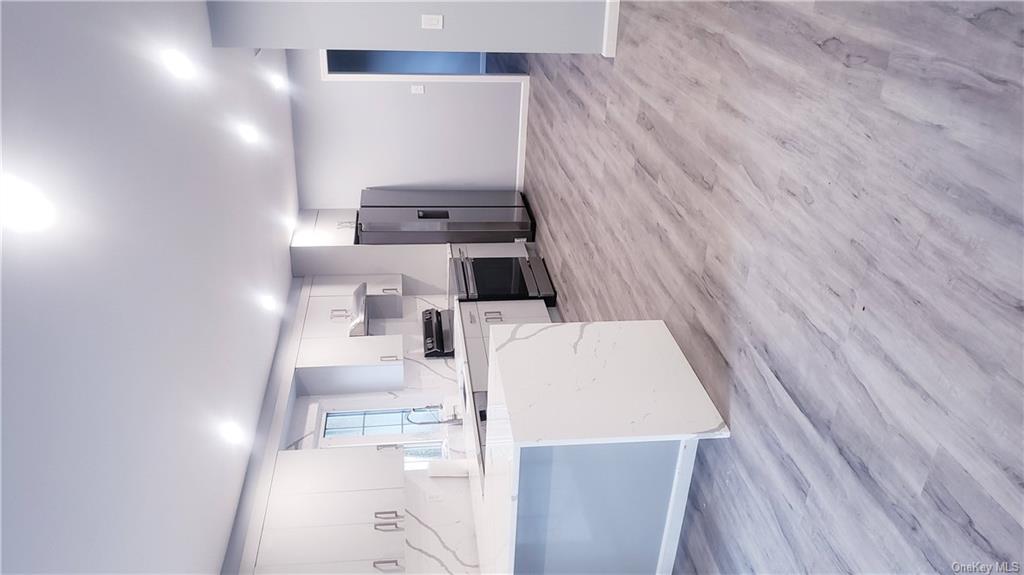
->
xmin=291 ymin=209 xmax=357 ymax=247
xmin=303 ymin=295 xmax=359 ymax=338
xmin=457 ymin=300 xmax=551 ymax=393
xmin=309 ymin=274 xmax=404 ymax=320
xmin=311 ymin=274 xmax=403 ymax=297
xmin=296 ymin=335 xmax=403 ymax=369
xmin=256 ymin=447 xmax=405 ymax=572
xmin=294 ymin=335 xmax=404 ymax=395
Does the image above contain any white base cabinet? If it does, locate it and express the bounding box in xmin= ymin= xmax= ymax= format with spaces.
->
xmin=457 ymin=299 xmax=549 ymax=391
xmin=257 ymin=558 xmax=404 ymax=574
xmin=256 ymin=447 xmax=406 ymax=573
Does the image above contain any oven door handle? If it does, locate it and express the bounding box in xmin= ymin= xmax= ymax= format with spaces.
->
xmin=464 ymin=257 xmax=478 ymax=300
xmin=519 ymin=257 xmax=540 ymax=298
xmin=451 ymin=258 xmax=467 ymax=299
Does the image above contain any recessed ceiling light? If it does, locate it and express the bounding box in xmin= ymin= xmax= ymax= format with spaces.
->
xmin=257 ymin=293 xmax=280 ymax=313
xmin=235 ymin=122 xmax=263 ymax=145
xmin=1 ymin=174 xmax=56 ymax=232
xmin=281 ymin=213 xmax=297 ymax=233
xmin=159 ymin=48 xmax=197 ymax=81
xmin=267 ymin=72 xmax=289 ymax=92
xmin=218 ymin=421 xmax=247 ymax=446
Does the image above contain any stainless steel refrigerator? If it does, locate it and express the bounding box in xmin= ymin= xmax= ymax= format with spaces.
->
xmin=355 ymin=188 xmax=536 ymax=244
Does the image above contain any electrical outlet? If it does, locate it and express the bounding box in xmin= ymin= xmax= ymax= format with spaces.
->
xmin=421 ymin=14 xmax=443 ymax=30
xmin=411 ymin=85 xmax=425 ymax=95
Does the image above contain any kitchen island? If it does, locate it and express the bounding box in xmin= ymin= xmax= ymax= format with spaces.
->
xmin=469 ymin=320 xmax=729 ymax=574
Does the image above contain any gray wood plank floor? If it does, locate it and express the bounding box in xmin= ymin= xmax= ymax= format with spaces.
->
xmin=494 ymin=2 xmax=1023 ymax=572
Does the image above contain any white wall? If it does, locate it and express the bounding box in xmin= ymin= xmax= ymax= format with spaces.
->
xmin=209 ymin=1 xmax=608 ymax=54
xmin=287 ymin=50 xmax=524 ymax=209
xmin=1 ymin=2 xmax=298 ymax=572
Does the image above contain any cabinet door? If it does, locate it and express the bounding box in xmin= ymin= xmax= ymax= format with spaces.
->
xmin=304 ymin=295 xmax=357 ymax=338
xmin=257 ymin=447 xmax=406 ymax=571
xmin=296 ymin=335 xmax=404 ymax=368
xmin=315 ymin=209 xmax=358 ymax=234
xmin=312 ymin=274 xmax=403 ymax=297
xmin=273 ymin=447 xmax=404 ymax=494
xmin=292 ymin=209 xmax=357 ymax=247
xmin=264 ymin=488 xmax=405 ymax=529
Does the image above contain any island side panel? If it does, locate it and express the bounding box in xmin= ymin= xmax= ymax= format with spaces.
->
xmin=513 ymin=440 xmax=682 ymax=574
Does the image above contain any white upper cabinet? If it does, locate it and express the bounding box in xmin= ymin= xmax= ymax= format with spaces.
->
xmin=296 ymin=335 xmax=403 ymax=369
xmin=303 ymin=295 xmax=360 ymax=339
xmin=311 ymin=274 xmax=403 ymax=297
xmin=291 ymin=209 xmax=358 ymax=247
xmin=294 ymin=335 xmax=404 ymax=395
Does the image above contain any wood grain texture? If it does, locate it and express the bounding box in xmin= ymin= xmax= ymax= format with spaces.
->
xmin=493 ymin=2 xmax=1023 ymax=572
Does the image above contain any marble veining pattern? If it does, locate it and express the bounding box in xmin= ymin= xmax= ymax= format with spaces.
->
xmin=489 ymin=321 xmax=728 ymax=444
xmin=403 ymin=470 xmax=480 ymax=574
xmin=493 ymin=1 xmax=1023 ymax=572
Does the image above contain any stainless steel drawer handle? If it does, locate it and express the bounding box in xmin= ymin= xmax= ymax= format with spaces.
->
xmin=379 ymin=355 xmax=400 ymax=362
xmin=329 ymin=309 xmax=351 ymax=319
xmin=373 ymin=559 xmax=401 ymax=571
xmin=469 ymin=312 xmax=477 ymax=324
xmin=376 ymin=444 xmax=400 ymax=451
xmin=382 ymin=288 xmax=400 ymax=294
xmin=484 ymin=317 xmax=503 ymax=323
xmin=374 ymin=510 xmax=402 ymax=519
xmin=483 ymin=311 xmax=501 ymax=317
xmin=374 ymin=522 xmax=403 ymax=532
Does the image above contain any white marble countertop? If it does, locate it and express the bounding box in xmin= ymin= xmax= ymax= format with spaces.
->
xmin=487 ymin=320 xmax=729 ymax=446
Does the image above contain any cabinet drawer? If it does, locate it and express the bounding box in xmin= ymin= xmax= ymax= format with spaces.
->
xmin=304 ymin=296 xmax=357 ymax=338
xmin=257 ymin=559 xmax=405 ymax=574
xmin=257 ymin=523 xmax=405 ymax=566
xmin=476 ymin=300 xmax=550 ymax=323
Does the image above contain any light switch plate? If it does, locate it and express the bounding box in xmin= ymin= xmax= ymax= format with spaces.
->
xmin=411 ymin=85 xmax=425 ymax=95
xmin=421 ymin=14 xmax=443 ymax=30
